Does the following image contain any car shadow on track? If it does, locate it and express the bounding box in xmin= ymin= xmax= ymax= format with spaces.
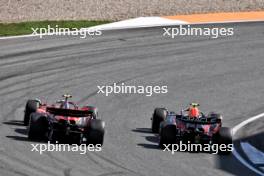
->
xmin=14 ymin=128 xmax=27 ymax=135
xmin=137 ymin=143 xmax=159 ymax=149
xmin=132 ymin=128 xmax=153 ymax=133
xmin=6 ymin=135 xmax=29 ymax=141
xmin=3 ymin=120 xmax=24 ymax=126
xmin=3 ymin=120 xmax=33 ymax=142
xmin=3 ymin=120 xmax=27 ymax=135
xmin=132 ymin=127 xmax=160 ymax=150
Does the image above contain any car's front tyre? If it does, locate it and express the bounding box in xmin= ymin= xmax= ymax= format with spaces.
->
xmin=152 ymin=108 xmax=167 ymax=133
xmin=24 ymin=100 xmax=39 ymax=126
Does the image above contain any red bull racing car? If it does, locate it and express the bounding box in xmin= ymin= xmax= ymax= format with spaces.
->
xmin=23 ymin=94 xmax=105 ymax=145
xmin=151 ymin=104 xmax=232 ymax=153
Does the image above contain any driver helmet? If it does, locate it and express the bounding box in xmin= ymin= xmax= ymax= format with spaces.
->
xmin=189 ymin=103 xmax=200 ymax=118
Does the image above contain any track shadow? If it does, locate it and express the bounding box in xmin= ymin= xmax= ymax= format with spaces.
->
xmin=6 ymin=135 xmax=29 ymax=142
xmin=3 ymin=120 xmax=24 ymax=126
xmin=6 ymin=135 xmax=47 ymax=144
xmin=133 ymin=127 xmax=160 ymax=149
xmin=3 ymin=120 xmax=31 ymax=142
xmin=137 ymin=143 xmax=159 ymax=149
xmin=132 ymin=128 xmax=153 ymax=134
xmin=145 ymin=136 xmax=159 ymax=143
xmin=15 ymin=128 xmax=28 ymax=135
xmin=137 ymin=135 xmax=160 ymax=150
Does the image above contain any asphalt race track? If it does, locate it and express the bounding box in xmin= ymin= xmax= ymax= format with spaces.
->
xmin=0 ymin=22 xmax=263 ymax=176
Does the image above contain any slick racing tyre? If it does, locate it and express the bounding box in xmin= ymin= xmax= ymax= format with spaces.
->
xmin=86 ymin=119 xmax=105 ymax=145
xmin=28 ymin=113 xmax=48 ymax=140
xmin=214 ymin=127 xmax=232 ymax=155
xmin=159 ymin=125 xmax=177 ymax=149
xmin=24 ymin=100 xmax=39 ymax=126
xmin=218 ymin=127 xmax=232 ymax=144
xmin=151 ymin=108 xmax=167 ymax=133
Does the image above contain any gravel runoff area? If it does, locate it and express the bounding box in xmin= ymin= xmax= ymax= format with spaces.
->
xmin=1 ymin=0 xmax=264 ymax=22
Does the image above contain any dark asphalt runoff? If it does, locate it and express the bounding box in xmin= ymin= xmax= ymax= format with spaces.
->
xmin=0 ymin=22 xmax=263 ymax=176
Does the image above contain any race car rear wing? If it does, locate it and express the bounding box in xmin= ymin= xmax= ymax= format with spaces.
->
xmin=47 ymin=107 xmax=92 ymax=117
xmin=176 ymin=115 xmax=220 ymax=124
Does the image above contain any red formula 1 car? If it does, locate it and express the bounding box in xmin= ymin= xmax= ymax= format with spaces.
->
xmin=23 ymin=94 xmax=105 ymax=145
xmin=151 ymin=104 xmax=232 ymax=153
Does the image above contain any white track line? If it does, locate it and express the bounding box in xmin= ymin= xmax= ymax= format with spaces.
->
xmin=0 ymin=34 xmax=36 ymax=40
xmin=232 ymin=112 xmax=264 ymax=176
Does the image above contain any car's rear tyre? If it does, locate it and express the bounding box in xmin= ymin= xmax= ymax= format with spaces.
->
xmin=151 ymin=108 xmax=167 ymax=133
xmin=159 ymin=125 xmax=177 ymax=149
xmin=28 ymin=113 xmax=48 ymax=140
xmin=218 ymin=127 xmax=232 ymax=143
xmin=214 ymin=127 xmax=232 ymax=155
xmin=24 ymin=100 xmax=39 ymax=126
xmin=86 ymin=119 xmax=105 ymax=145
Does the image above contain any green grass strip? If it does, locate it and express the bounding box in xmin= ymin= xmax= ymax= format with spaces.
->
xmin=0 ymin=20 xmax=110 ymax=36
